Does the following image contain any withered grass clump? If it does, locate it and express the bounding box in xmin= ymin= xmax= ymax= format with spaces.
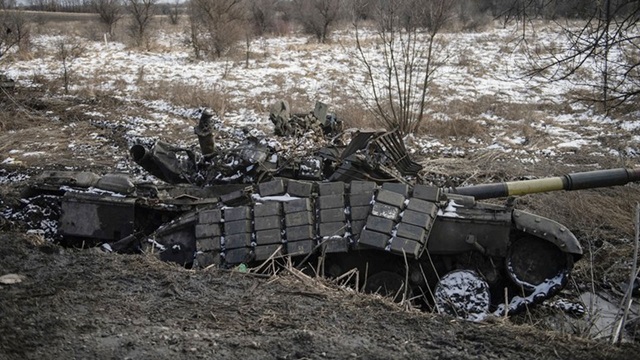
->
xmin=136 ymin=80 xmax=232 ymax=115
xmin=518 ymin=187 xmax=639 ymax=242
xmin=421 ymin=117 xmax=488 ymax=139
xmin=0 ymin=87 xmax=53 ymax=132
xmin=335 ymin=101 xmax=380 ymax=130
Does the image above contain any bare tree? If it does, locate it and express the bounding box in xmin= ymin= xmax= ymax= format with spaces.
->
xmin=127 ymin=0 xmax=156 ymax=48
xmin=353 ymin=0 xmax=454 ymax=134
xmin=1 ymin=0 xmax=16 ymax=8
xmin=57 ymin=0 xmax=92 ymax=12
xmin=92 ymin=0 xmax=123 ymax=37
xmin=523 ymin=0 xmax=640 ymax=113
xmin=27 ymin=0 xmax=55 ymax=11
xmin=293 ymin=0 xmax=342 ymax=43
xmin=55 ymin=38 xmax=85 ymax=94
xmin=1 ymin=2 xmax=30 ymax=60
xmin=0 ymin=1 xmax=16 ymax=60
xmin=161 ymin=0 xmax=180 ymax=25
xmin=188 ymin=0 xmax=248 ymax=59
xmin=456 ymin=0 xmax=493 ymax=31
xmin=249 ymin=0 xmax=277 ymax=36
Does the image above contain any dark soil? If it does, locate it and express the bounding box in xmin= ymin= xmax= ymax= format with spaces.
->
xmin=1 ymin=232 xmax=639 ymax=360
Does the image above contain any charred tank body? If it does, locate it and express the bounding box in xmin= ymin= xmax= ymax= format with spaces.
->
xmin=16 ymin=104 xmax=640 ymax=320
xmin=25 ymin=137 xmax=640 ymax=320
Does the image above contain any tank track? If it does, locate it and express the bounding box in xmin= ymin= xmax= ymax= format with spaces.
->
xmin=496 ymin=268 xmax=569 ymax=316
xmin=190 ymin=178 xmax=440 ymax=269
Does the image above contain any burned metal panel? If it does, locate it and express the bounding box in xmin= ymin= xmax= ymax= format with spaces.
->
xmin=338 ymin=130 xmax=422 ymax=177
xmin=428 ymin=212 xmax=511 ymax=256
xmin=340 ymin=132 xmax=376 ymax=160
xmin=151 ymin=212 xmax=199 ymax=266
xmin=373 ymin=131 xmax=422 ymax=176
xmin=270 ymin=100 xmax=342 ymax=137
xmin=60 ymin=192 xmax=135 ymax=241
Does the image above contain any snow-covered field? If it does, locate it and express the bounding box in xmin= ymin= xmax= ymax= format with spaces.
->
xmin=2 ymin=20 xmax=640 ymax=170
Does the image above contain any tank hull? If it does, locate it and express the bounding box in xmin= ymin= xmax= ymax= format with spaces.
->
xmin=41 ymin=176 xmax=583 ymax=316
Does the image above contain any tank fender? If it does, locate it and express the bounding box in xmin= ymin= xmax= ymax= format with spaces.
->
xmin=512 ymin=210 xmax=583 ymax=257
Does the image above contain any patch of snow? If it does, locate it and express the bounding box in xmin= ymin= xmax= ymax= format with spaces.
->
xmin=621 ymin=120 xmax=640 ymax=131
xmin=22 ymin=152 xmax=47 ymax=157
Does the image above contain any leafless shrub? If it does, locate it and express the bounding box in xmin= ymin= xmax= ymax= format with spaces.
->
xmin=272 ymin=17 xmax=293 ymax=36
xmin=248 ymin=0 xmax=277 ymax=36
xmin=127 ymin=0 xmax=156 ymax=48
xmin=92 ymin=0 xmax=123 ymax=38
xmin=81 ymin=20 xmax=104 ymax=41
xmin=292 ymin=0 xmax=343 ymax=43
xmin=455 ymin=0 xmax=493 ymax=32
xmin=55 ymin=37 xmax=85 ymax=94
xmin=1 ymin=7 xmax=31 ymax=59
xmin=161 ymin=0 xmax=180 ymax=25
xmin=335 ymin=100 xmax=380 ymax=130
xmin=421 ymin=117 xmax=488 ymax=140
xmin=519 ymin=1 xmax=640 ymax=114
xmin=353 ymin=0 xmax=454 ymax=135
xmin=137 ymin=80 xmax=232 ymax=115
xmin=187 ymin=0 xmax=248 ymax=59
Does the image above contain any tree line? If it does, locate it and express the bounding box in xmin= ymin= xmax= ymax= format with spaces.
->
xmin=9 ymin=0 xmax=636 ymax=21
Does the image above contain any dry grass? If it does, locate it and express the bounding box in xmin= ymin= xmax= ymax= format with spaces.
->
xmin=518 ymin=187 xmax=640 ymax=287
xmin=0 ymin=97 xmax=42 ymax=133
xmin=284 ymin=42 xmax=333 ymax=52
xmin=521 ymin=188 xmax=640 ymax=241
xmin=420 ymin=117 xmax=488 ymax=139
xmin=450 ymin=95 xmax=570 ymax=120
xmin=135 ymin=79 xmax=232 ymax=116
xmin=334 ymin=100 xmax=380 ymax=130
xmin=33 ymin=19 xmax=97 ymax=37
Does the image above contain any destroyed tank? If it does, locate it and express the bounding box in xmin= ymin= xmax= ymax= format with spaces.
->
xmin=16 ymin=108 xmax=640 ymax=320
xmin=27 ymin=151 xmax=640 ymax=320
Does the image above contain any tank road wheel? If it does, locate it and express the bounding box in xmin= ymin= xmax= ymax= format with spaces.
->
xmin=434 ymin=270 xmax=490 ymax=321
xmin=364 ymin=271 xmax=411 ymax=302
xmin=506 ymin=235 xmax=572 ymax=292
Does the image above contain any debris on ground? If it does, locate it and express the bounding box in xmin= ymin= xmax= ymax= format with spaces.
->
xmin=270 ymin=100 xmax=343 ymax=137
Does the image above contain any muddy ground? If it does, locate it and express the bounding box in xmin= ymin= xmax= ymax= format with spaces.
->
xmin=2 ymin=87 xmax=640 ymax=359
xmin=1 ymin=232 xmax=639 ymax=360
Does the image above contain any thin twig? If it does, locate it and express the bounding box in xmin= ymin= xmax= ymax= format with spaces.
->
xmin=612 ymin=202 xmax=640 ymax=344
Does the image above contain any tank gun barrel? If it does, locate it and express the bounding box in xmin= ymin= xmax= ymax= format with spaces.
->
xmin=447 ymin=167 xmax=640 ymax=200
